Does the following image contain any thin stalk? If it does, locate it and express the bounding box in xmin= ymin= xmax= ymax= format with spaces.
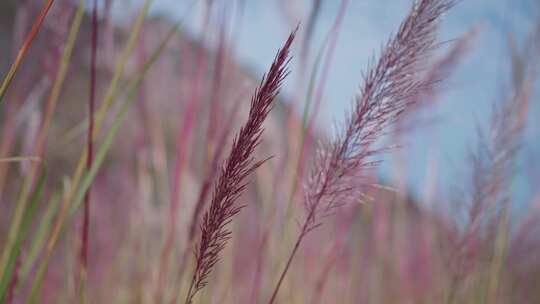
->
xmin=0 ymin=156 xmax=40 ymax=163
xmin=485 ymin=206 xmax=510 ymax=303
xmin=0 ymin=168 xmax=47 ymax=302
xmin=78 ymin=0 xmax=98 ymax=302
xmin=268 ymin=218 xmax=311 ymax=304
xmin=18 ymin=191 xmax=61 ymax=287
xmin=0 ymin=0 xmax=56 ymax=103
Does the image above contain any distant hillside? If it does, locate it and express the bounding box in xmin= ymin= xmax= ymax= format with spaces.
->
xmin=0 ymin=1 xmax=317 ymax=235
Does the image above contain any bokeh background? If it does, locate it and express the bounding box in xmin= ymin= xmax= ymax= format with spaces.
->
xmin=141 ymin=0 xmax=540 ymax=208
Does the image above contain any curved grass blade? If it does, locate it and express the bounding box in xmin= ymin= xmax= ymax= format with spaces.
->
xmin=0 ymin=157 xmax=41 ymax=163
xmin=0 ymin=167 xmax=47 ymax=302
xmin=17 ymin=191 xmax=61 ymax=288
xmin=0 ymin=0 xmax=56 ymax=103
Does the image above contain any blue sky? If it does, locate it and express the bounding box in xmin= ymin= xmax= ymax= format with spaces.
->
xmin=117 ymin=0 xmax=539 ymax=210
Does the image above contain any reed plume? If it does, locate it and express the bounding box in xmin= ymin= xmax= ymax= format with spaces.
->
xmin=446 ymin=32 xmax=537 ymax=302
xmin=269 ymin=1 xmax=455 ymax=302
xmin=184 ymin=28 xmax=297 ymax=304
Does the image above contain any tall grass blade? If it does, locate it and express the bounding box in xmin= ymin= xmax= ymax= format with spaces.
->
xmin=0 ymin=167 xmax=47 ymax=302
xmin=18 ymin=191 xmax=61 ymax=287
xmin=0 ymin=0 xmax=56 ymax=103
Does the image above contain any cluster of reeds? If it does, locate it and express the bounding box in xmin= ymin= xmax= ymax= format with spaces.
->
xmin=0 ymin=0 xmax=539 ymax=303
